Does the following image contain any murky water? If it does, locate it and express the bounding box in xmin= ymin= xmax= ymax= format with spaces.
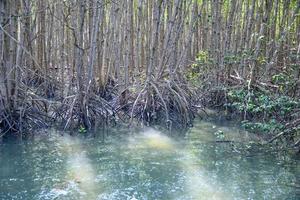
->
xmin=0 ymin=119 xmax=299 ymax=199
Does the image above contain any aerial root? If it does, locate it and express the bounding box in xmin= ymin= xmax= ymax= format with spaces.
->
xmin=0 ymin=92 xmax=54 ymax=137
xmin=129 ymin=80 xmax=195 ymax=130
xmin=57 ymin=93 xmax=115 ymax=130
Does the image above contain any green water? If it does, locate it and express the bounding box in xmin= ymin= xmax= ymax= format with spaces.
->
xmin=0 ymin=119 xmax=299 ymax=200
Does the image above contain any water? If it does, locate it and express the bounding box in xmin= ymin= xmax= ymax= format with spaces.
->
xmin=0 ymin=119 xmax=299 ymax=200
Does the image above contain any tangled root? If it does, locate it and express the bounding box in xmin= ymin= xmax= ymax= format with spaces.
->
xmin=129 ymin=80 xmax=195 ymax=130
xmin=0 ymin=92 xmax=53 ymax=138
xmin=56 ymin=93 xmax=115 ymax=130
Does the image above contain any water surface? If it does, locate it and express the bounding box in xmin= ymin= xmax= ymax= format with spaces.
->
xmin=0 ymin=119 xmax=299 ymax=199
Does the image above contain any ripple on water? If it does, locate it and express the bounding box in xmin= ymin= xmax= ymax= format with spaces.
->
xmin=1 ymin=122 xmax=299 ymax=200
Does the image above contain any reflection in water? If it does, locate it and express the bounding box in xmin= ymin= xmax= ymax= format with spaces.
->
xmin=0 ymin=120 xmax=299 ymax=200
xmin=128 ymin=128 xmax=174 ymax=150
xmin=131 ymin=128 xmax=229 ymax=199
xmin=180 ymin=151 xmax=229 ymax=200
xmin=54 ymin=135 xmax=99 ymax=199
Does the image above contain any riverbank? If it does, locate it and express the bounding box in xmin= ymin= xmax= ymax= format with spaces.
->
xmin=1 ymin=84 xmax=299 ymax=152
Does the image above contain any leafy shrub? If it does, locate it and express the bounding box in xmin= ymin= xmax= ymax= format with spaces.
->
xmin=225 ymin=88 xmax=300 ymax=133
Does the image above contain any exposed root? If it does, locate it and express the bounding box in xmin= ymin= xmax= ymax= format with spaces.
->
xmin=0 ymin=92 xmax=54 ymax=138
xmin=128 ymin=80 xmax=195 ymax=130
xmin=56 ymin=92 xmax=115 ymax=130
xmin=1 ymin=66 xmax=198 ymax=137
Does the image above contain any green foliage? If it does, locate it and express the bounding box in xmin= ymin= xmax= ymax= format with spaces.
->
xmin=78 ymin=125 xmax=87 ymax=134
xmin=196 ymin=51 xmax=210 ymax=64
xmin=241 ymin=120 xmax=284 ymax=133
xmin=186 ymin=51 xmax=213 ymax=85
xmin=214 ymin=130 xmax=225 ymax=139
xmin=227 ymin=89 xmax=299 ymax=114
xmin=223 ymin=50 xmax=253 ymax=67
xmin=226 ymin=88 xmax=300 ymax=133
xmin=271 ymin=73 xmax=294 ymax=92
xmin=257 ymin=56 xmax=267 ymax=65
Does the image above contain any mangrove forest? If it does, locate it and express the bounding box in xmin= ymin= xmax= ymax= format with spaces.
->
xmin=0 ymin=0 xmax=299 ymax=199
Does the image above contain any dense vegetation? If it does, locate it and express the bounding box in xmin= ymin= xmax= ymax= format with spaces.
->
xmin=0 ymin=0 xmax=299 ymax=148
